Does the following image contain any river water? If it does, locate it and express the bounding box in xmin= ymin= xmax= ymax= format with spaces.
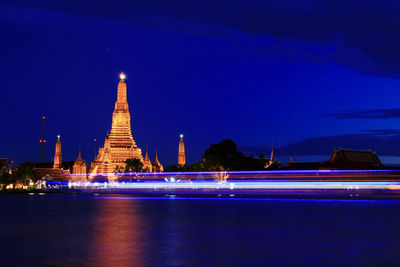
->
xmin=1 ymin=194 xmax=400 ymax=266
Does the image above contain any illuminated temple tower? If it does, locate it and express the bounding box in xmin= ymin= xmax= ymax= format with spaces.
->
xmin=143 ymin=146 xmax=153 ymax=172
xmin=90 ymin=72 xmax=148 ymax=179
xmin=72 ymin=148 xmax=87 ymax=181
xmin=178 ymin=134 xmax=186 ymax=167
xmin=53 ymin=135 xmax=62 ymax=169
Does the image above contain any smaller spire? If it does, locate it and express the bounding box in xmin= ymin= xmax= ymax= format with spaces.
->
xmin=180 ymin=134 xmax=184 ymax=141
xmin=145 ymin=146 xmax=150 ymax=161
xmin=152 ymin=149 xmax=164 ymax=172
xmin=57 ymin=135 xmax=61 ymax=141
xmin=153 ymin=149 xmax=161 ymax=165
xmin=78 ymin=147 xmax=82 ymax=160
xmin=270 ymin=138 xmax=274 ymax=162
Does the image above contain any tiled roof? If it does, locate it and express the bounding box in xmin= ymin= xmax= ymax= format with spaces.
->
xmin=33 ymin=168 xmax=71 ymax=180
xmin=330 ymin=148 xmax=382 ymax=166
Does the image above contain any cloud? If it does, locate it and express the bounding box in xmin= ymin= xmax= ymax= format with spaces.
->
xmin=3 ymin=0 xmax=400 ymax=78
xmin=239 ymin=130 xmax=400 ymax=157
xmin=0 ymin=4 xmax=71 ymax=22
xmin=2 ymin=1 xmax=400 ymax=78
xmin=327 ymin=108 xmax=400 ymax=119
xmin=363 ymin=129 xmax=400 ymax=135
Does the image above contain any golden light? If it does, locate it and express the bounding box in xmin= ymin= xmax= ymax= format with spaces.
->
xmin=180 ymin=134 xmax=184 ymax=139
xmin=120 ymin=72 xmax=126 ymax=80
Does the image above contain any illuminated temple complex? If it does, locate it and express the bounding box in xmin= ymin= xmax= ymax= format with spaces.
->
xmin=89 ymin=72 xmax=163 ymax=180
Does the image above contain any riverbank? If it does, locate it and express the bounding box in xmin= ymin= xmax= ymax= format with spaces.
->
xmin=2 ymin=179 xmax=400 ymax=200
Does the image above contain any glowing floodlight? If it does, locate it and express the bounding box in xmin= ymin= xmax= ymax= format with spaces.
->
xmin=180 ymin=134 xmax=183 ymax=139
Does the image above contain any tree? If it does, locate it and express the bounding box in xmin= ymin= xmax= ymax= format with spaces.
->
xmin=124 ymin=158 xmax=143 ymax=173
xmin=202 ymin=139 xmax=262 ymax=171
xmin=202 ymin=139 xmax=241 ymax=170
xmin=0 ymin=172 xmax=15 ymax=186
xmin=164 ymin=164 xmax=179 ymax=172
xmin=114 ymin=165 xmax=124 ymax=173
xmin=164 ymin=164 xmax=193 ymax=172
xmin=15 ymin=162 xmax=37 ymax=184
xmin=165 ymin=139 xmax=277 ymax=173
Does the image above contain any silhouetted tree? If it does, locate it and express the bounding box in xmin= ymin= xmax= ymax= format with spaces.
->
xmin=114 ymin=165 xmax=124 ymax=173
xmin=164 ymin=165 xmax=179 ymax=172
xmin=202 ymin=139 xmax=261 ymax=171
xmin=15 ymin=162 xmax=37 ymax=183
xmin=124 ymin=158 xmax=143 ymax=173
xmin=164 ymin=164 xmax=194 ymax=172
xmin=0 ymin=172 xmax=14 ymax=185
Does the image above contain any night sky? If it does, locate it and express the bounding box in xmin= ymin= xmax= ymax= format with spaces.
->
xmin=2 ymin=1 xmax=400 ymax=166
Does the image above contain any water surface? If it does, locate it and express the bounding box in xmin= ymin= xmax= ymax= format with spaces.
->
xmin=1 ymin=194 xmax=400 ymax=266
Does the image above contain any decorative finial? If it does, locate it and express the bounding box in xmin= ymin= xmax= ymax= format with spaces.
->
xmin=120 ymin=72 xmax=126 ymax=80
xmin=180 ymin=134 xmax=183 ymax=140
xmin=57 ymin=135 xmax=60 ymax=141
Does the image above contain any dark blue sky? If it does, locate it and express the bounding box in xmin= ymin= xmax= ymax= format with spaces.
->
xmin=2 ymin=1 xmax=400 ymax=166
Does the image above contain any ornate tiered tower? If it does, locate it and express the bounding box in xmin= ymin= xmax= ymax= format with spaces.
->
xmin=53 ymin=135 xmax=62 ymax=169
xmin=72 ymin=148 xmax=87 ymax=181
xmin=178 ymin=134 xmax=186 ymax=167
xmin=90 ymin=72 xmax=145 ymax=179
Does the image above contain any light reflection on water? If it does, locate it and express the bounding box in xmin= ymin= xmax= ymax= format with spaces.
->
xmin=90 ymin=198 xmax=144 ymax=267
xmin=1 ymin=194 xmax=400 ymax=266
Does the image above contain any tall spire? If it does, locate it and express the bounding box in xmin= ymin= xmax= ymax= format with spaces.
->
xmin=53 ymin=135 xmax=62 ymax=169
xmin=110 ymin=71 xmax=137 ymax=148
xmin=89 ymin=72 xmax=145 ymax=179
xmin=178 ymin=134 xmax=186 ymax=167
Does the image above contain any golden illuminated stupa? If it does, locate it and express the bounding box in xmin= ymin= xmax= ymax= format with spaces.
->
xmin=178 ymin=134 xmax=186 ymax=167
xmin=90 ymin=72 xmax=147 ymax=179
xmin=53 ymin=135 xmax=62 ymax=169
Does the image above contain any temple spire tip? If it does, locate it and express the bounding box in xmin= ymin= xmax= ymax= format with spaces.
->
xmin=119 ymin=72 xmax=126 ymax=80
